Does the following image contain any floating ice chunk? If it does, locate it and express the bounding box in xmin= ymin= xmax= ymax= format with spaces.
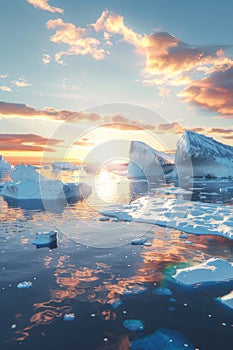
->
xmin=131 ymin=236 xmax=147 ymax=245
xmin=32 ymin=230 xmax=57 ymax=248
xmin=152 ymin=287 xmax=172 ymax=296
xmin=63 ymin=313 xmax=75 ymax=321
xmin=99 ymin=217 xmax=110 ymax=222
xmin=123 ymin=319 xmax=145 ymax=331
xmin=173 ymin=258 xmax=233 ymax=285
xmin=143 ymin=242 xmax=152 ymax=247
xmin=17 ymin=281 xmax=33 ymax=289
xmin=131 ymin=328 xmax=194 ymax=350
xmin=217 ymin=291 xmax=233 ymax=309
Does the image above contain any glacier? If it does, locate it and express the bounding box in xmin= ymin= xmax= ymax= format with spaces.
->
xmin=127 ymin=141 xmax=174 ymax=180
xmin=175 ymin=130 xmax=233 ymax=178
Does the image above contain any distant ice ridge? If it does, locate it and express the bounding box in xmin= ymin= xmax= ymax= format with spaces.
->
xmin=173 ymin=258 xmax=233 ymax=285
xmin=217 ymin=291 xmax=233 ymax=309
xmin=0 ymin=155 xmax=12 ymax=172
xmin=0 ymin=164 xmax=91 ymax=201
xmin=52 ymin=161 xmax=80 ymax=171
xmin=100 ymin=194 xmax=233 ymax=240
xmin=127 ymin=141 xmax=174 ymax=180
xmin=175 ymin=130 xmax=233 ymax=178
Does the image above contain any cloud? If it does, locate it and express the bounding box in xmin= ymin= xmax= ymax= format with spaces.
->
xmin=42 ymin=53 xmax=51 ymax=65
xmin=0 ymin=133 xmax=63 ymax=152
xmin=27 ymin=0 xmax=63 ymax=14
xmin=92 ymin=9 xmax=142 ymax=47
xmin=0 ymin=101 xmax=103 ymax=123
xmin=74 ymin=138 xmax=95 ymax=147
xmin=102 ymin=114 xmax=156 ymax=131
xmin=47 ymin=18 xmax=105 ymax=64
xmin=0 ymin=86 xmax=12 ymax=92
xmin=0 ymin=74 xmax=8 ymax=79
xmin=179 ymin=66 xmax=233 ymax=116
xmin=12 ymin=80 xmax=31 ymax=88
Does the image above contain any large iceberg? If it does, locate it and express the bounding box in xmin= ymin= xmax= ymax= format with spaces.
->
xmin=127 ymin=141 xmax=174 ymax=180
xmin=175 ymin=130 xmax=233 ymax=178
xmin=0 ymin=164 xmax=91 ymax=204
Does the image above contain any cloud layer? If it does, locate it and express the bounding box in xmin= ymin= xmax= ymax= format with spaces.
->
xmin=0 ymin=133 xmax=63 ymax=152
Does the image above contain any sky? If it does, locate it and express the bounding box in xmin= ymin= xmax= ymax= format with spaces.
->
xmin=0 ymin=0 xmax=233 ymax=164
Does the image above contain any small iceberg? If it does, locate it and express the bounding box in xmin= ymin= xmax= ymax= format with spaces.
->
xmin=131 ymin=328 xmax=194 ymax=349
xmin=216 ymin=291 xmax=233 ymax=310
xmin=122 ymin=284 xmax=147 ymax=296
xmin=32 ymin=230 xmax=57 ymax=248
xmin=131 ymin=236 xmax=147 ymax=245
xmin=123 ymin=319 xmax=145 ymax=331
xmin=17 ymin=281 xmax=33 ymax=289
xmin=63 ymin=313 xmax=75 ymax=321
xmin=173 ymin=258 xmax=233 ymax=285
xmin=52 ymin=161 xmax=80 ymax=171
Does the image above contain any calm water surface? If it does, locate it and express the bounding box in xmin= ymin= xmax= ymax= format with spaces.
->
xmin=0 ymin=168 xmax=233 ymax=350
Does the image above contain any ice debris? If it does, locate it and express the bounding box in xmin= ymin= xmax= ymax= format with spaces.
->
xmin=17 ymin=281 xmax=33 ymax=289
xmin=32 ymin=230 xmax=57 ymax=248
xmin=63 ymin=313 xmax=75 ymax=321
xmin=123 ymin=319 xmax=145 ymax=331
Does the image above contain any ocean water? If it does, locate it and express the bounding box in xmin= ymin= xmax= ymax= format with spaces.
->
xmin=0 ymin=168 xmax=233 ymax=350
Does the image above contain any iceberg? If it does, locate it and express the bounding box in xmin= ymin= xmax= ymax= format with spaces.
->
xmin=127 ymin=141 xmax=174 ymax=180
xmin=32 ymin=230 xmax=57 ymax=248
xmin=51 ymin=161 xmax=80 ymax=171
xmin=173 ymin=258 xmax=233 ymax=285
xmin=175 ymin=130 xmax=233 ymax=178
xmin=17 ymin=281 xmax=33 ymax=289
xmin=0 ymin=164 xmax=91 ymax=205
xmin=0 ymin=155 xmax=12 ymax=177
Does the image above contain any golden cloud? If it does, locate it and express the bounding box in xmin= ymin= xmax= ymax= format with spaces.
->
xmin=27 ymin=0 xmax=63 ymax=14
xmin=0 ymin=134 xmax=63 ymax=152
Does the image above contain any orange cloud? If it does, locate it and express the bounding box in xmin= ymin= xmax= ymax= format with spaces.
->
xmin=0 ymin=134 xmax=63 ymax=152
xmin=92 ymin=9 xmax=142 ymax=47
xmin=0 ymin=101 xmax=102 ymax=123
xmin=47 ymin=18 xmax=105 ymax=64
xmin=0 ymin=86 xmax=12 ymax=92
xmin=27 ymin=0 xmax=63 ymax=14
xmin=180 ymin=66 xmax=233 ymax=116
xmin=102 ymin=114 xmax=156 ymax=131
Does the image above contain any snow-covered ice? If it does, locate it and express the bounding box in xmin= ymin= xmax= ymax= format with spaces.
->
xmin=127 ymin=141 xmax=174 ymax=180
xmin=173 ymin=258 xmax=233 ymax=285
xmin=0 ymin=164 xmax=91 ymax=202
xmin=17 ymin=281 xmax=33 ymax=289
xmin=100 ymin=194 xmax=233 ymax=240
xmin=175 ymin=130 xmax=233 ymax=178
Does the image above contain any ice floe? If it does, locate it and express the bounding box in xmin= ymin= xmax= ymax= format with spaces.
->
xmin=173 ymin=258 xmax=233 ymax=285
xmin=100 ymin=195 xmax=233 ymax=240
xmin=32 ymin=230 xmax=57 ymax=248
